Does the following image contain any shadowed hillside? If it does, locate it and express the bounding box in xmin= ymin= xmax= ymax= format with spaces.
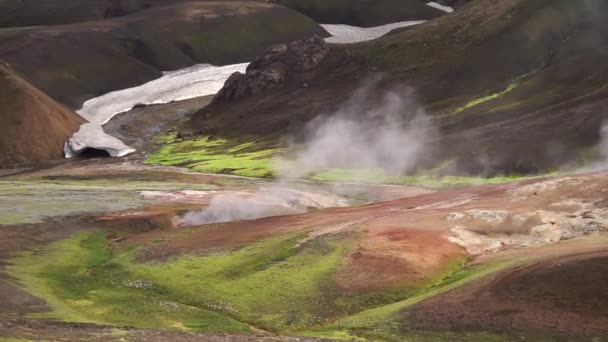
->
xmin=0 ymin=1 xmax=327 ymax=108
xmin=271 ymin=0 xmax=445 ymax=26
xmin=0 ymin=62 xmax=85 ymax=166
xmin=187 ymin=0 xmax=608 ymax=175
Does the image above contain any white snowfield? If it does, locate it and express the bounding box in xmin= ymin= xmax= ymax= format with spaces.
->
xmin=78 ymin=63 xmax=249 ymax=125
xmin=65 ymin=63 xmax=248 ymax=158
xmin=64 ymin=123 xmax=135 ymax=158
xmin=321 ymin=21 xmax=426 ymax=44
xmin=426 ymin=2 xmax=454 ymax=13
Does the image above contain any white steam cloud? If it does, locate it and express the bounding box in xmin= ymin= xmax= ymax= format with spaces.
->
xmin=178 ymin=81 xmax=437 ymax=226
xmin=178 ymin=188 xmax=349 ymax=226
xmin=589 ymin=122 xmax=608 ymax=171
xmin=600 ymin=124 xmax=608 ymax=164
xmin=276 ymin=82 xmax=437 ymax=179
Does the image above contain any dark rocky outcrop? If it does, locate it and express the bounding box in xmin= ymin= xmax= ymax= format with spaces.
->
xmin=214 ymin=36 xmax=329 ymax=103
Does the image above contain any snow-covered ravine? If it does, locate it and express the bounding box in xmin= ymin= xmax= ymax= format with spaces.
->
xmin=66 ymin=16 xmax=450 ymax=158
xmin=65 ymin=63 xmax=248 ymax=158
xmin=78 ymin=63 xmax=249 ymax=125
xmin=321 ymin=21 xmax=426 ymax=44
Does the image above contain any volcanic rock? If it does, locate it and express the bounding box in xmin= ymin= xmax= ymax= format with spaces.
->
xmin=214 ymin=35 xmax=329 ymax=103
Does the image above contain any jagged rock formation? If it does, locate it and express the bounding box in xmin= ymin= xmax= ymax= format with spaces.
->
xmin=0 ymin=63 xmax=85 ymax=166
xmin=214 ymin=36 xmax=329 ymax=103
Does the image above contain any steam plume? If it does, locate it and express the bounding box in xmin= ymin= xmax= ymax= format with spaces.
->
xmin=179 ymin=81 xmax=437 ymax=226
xmin=276 ymin=81 xmax=437 ymax=179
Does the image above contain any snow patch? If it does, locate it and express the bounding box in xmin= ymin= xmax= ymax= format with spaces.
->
xmin=321 ymin=21 xmax=425 ymax=44
xmin=66 ymin=62 xmax=247 ymax=158
xmin=77 ymin=63 xmax=249 ymax=124
xmin=64 ymin=123 xmax=135 ymax=158
xmin=426 ymin=2 xmax=454 ymax=13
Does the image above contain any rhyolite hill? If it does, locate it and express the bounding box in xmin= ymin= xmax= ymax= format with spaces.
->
xmin=0 ymin=63 xmax=85 ymax=166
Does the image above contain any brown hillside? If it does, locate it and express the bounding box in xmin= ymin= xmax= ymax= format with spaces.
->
xmin=0 ymin=62 xmax=85 ymax=166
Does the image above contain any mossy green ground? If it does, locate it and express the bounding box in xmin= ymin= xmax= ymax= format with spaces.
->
xmin=309 ymin=168 xmax=526 ymax=188
xmin=145 ymin=135 xmax=280 ymax=178
xmin=7 ymin=231 xmax=251 ymax=333
xmin=8 ymin=230 xmax=516 ymax=340
xmin=146 ymin=135 xmax=527 ymax=188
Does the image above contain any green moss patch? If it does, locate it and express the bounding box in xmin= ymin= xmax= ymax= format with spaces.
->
xmin=145 ymin=136 xmax=279 ymax=178
xmin=7 ymin=231 xmax=251 ymax=333
xmin=309 ymin=168 xmax=525 ymax=188
xmin=449 ymin=74 xmax=529 ymax=116
xmin=146 ymin=135 xmax=527 ymax=188
xmin=117 ymin=233 xmax=353 ymax=331
xmin=8 ymin=230 xmax=357 ymax=332
xmin=8 ymin=228 xmax=533 ymax=340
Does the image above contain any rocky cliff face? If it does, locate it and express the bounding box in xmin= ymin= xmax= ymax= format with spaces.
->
xmin=214 ymin=35 xmax=329 ymax=103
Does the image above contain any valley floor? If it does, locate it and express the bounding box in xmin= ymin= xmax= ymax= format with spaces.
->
xmin=1 ymin=99 xmax=607 ymax=342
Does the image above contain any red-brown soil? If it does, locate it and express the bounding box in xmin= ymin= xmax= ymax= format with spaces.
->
xmin=335 ymin=228 xmax=464 ymax=293
xmin=118 ymin=171 xmax=608 ymax=300
xmin=0 ymin=63 xmax=85 ymax=166
xmin=408 ymin=250 xmax=608 ymax=337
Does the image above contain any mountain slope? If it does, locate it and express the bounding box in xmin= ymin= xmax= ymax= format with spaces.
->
xmin=0 ymin=63 xmax=85 ymax=166
xmin=0 ymin=1 xmax=327 ymax=108
xmin=186 ymin=0 xmax=608 ymax=175
xmin=271 ymin=0 xmax=444 ymax=26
